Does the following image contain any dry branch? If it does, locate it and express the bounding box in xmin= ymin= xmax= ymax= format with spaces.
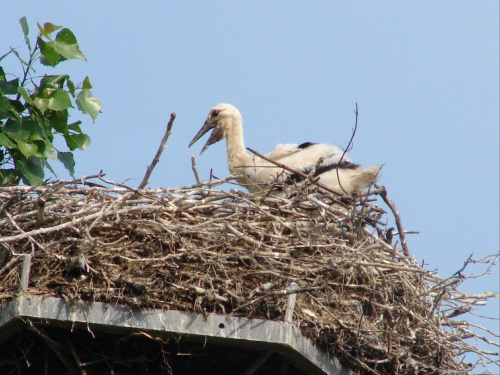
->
xmin=138 ymin=113 xmax=177 ymax=189
xmin=336 ymin=102 xmax=359 ymax=195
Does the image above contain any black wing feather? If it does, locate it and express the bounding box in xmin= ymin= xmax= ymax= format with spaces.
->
xmin=297 ymin=142 xmax=317 ymax=149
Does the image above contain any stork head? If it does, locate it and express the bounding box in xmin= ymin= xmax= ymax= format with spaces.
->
xmin=189 ymin=103 xmax=242 ymax=154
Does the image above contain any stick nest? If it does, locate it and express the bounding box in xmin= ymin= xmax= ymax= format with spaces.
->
xmin=0 ymin=177 xmax=497 ymax=374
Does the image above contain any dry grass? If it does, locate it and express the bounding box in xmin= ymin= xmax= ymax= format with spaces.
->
xmin=0 ymin=175 xmax=498 ymax=374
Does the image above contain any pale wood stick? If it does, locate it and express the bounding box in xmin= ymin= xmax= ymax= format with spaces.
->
xmin=138 ymin=113 xmax=176 ymax=189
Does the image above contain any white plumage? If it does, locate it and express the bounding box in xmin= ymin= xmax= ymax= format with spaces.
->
xmin=189 ymin=103 xmax=380 ymax=196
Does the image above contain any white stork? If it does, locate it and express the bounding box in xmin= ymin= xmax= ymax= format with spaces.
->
xmin=189 ymin=103 xmax=380 ymax=196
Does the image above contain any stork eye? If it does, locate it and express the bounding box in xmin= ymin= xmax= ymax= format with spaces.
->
xmin=211 ymin=110 xmax=221 ymax=118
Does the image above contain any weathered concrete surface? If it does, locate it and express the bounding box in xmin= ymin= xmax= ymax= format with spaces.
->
xmin=0 ymin=295 xmax=351 ymax=375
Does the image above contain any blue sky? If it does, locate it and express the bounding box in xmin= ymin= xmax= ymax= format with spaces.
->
xmin=2 ymin=1 xmax=499 ymax=369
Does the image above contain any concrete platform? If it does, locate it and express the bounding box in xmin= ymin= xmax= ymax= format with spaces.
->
xmin=0 ymin=295 xmax=350 ymax=375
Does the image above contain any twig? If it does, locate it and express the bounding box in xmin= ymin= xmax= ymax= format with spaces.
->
xmin=0 ymin=205 xmax=143 ymax=243
xmin=191 ymin=156 xmax=201 ymax=184
xmin=138 ymin=113 xmax=176 ymax=189
xmin=0 ymin=192 xmax=23 ymax=216
xmin=246 ymin=147 xmax=345 ymax=199
xmin=15 ymin=37 xmax=40 ymax=102
xmin=378 ymin=186 xmax=410 ymax=256
xmin=27 ymin=321 xmax=78 ymax=373
xmin=66 ymin=338 xmax=87 ymax=375
xmin=337 ymin=102 xmax=359 ymax=194
xmin=232 ymin=295 xmax=268 ymax=313
xmin=50 ymin=172 xmax=106 ymax=187
xmin=3 ymin=211 xmax=49 ymax=253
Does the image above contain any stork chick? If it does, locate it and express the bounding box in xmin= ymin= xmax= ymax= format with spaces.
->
xmin=189 ymin=103 xmax=379 ymax=196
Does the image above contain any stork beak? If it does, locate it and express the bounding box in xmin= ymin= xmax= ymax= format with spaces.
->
xmin=189 ymin=120 xmax=224 ymax=154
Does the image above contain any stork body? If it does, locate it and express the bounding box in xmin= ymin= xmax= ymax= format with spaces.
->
xmin=189 ymin=103 xmax=379 ymax=196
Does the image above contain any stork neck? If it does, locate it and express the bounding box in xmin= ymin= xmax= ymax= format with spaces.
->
xmin=224 ymin=119 xmax=251 ymax=172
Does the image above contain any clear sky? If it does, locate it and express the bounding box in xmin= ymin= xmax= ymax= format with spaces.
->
xmin=2 ymin=1 xmax=499 ymax=370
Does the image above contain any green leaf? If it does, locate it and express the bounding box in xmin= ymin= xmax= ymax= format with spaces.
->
xmin=82 ymin=76 xmax=92 ymax=90
xmin=0 ymin=78 xmax=19 ymax=95
xmin=19 ymin=17 xmax=31 ymax=50
xmin=35 ymin=140 xmax=57 ymax=159
xmin=30 ymin=131 xmax=45 ymax=141
xmin=67 ymin=79 xmax=75 ymax=96
xmin=17 ymin=86 xmax=35 ymax=106
xmin=0 ymin=131 xmax=16 ymax=148
xmin=38 ymin=38 xmax=60 ymax=66
xmin=37 ymin=118 xmax=54 ymax=142
xmin=17 ymin=140 xmax=38 ymax=157
xmin=63 ymin=132 xmax=78 ymax=150
xmin=0 ymin=96 xmax=12 ymax=118
xmin=8 ymin=107 xmax=22 ymax=122
xmin=0 ymin=169 xmax=21 ymax=186
xmin=3 ymin=119 xmax=37 ymax=141
xmin=42 ymin=159 xmax=57 ymax=177
xmin=42 ymin=87 xmax=56 ymax=97
xmin=40 ymin=75 xmax=66 ymax=91
xmin=70 ymin=134 xmax=90 ymax=150
xmin=44 ymin=22 xmax=62 ymax=34
xmin=47 ymin=89 xmax=72 ymax=111
xmin=57 ymin=151 xmax=75 ymax=177
xmin=37 ymin=22 xmax=62 ymax=39
xmin=47 ymin=109 xmax=69 ymax=133
xmin=50 ymin=28 xmax=86 ymax=61
xmin=37 ymin=22 xmax=47 ymax=38
xmin=67 ymin=121 xmax=83 ymax=133
xmin=76 ymin=90 xmax=101 ymax=122
xmin=34 ymin=97 xmax=49 ymax=114
xmin=16 ymin=157 xmax=45 ymax=185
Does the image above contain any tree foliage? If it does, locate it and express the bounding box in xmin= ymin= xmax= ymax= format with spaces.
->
xmin=0 ymin=17 xmax=100 ymax=185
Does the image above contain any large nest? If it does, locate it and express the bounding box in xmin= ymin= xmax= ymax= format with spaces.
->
xmin=0 ymin=176 xmax=497 ymax=374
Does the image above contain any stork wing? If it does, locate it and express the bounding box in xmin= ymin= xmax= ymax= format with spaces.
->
xmin=256 ymin=143 xmax=347 ymax=183
xmin=266 ymin=143 xmax=309 ymax=160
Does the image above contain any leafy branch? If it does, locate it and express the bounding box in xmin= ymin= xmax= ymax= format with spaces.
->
xmin=0 ymin=17 xmax=101 ymax=185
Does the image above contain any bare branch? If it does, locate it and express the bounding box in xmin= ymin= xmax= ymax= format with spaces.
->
xmin=378 ymin=186 xmax=410 ymax=256
xmin=191 ymin=155 xmax=201 ymax=185
xmin=138 ymin=112 xmax=176 ymax=189
xmin=337 ymin=102 xmax=359 ymax=194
